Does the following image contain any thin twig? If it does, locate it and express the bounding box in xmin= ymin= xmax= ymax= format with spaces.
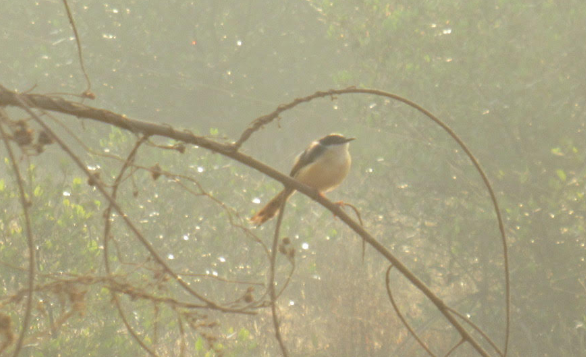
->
xmin=274 ymin=261 xmax=295 ymax=301
xmin=8 ymin=90 xmax=253 ymax=315
xmin=0 ymin=275 xmax=220 ymax=312
xmin=447 ymin=307 xmax=504 ymax=356
xmin=337 ymin=201 xmax=366 ymax=261
xmin=268 ymin=199 xmax=290 ymax=356
xmin=0 ymin=86 xmax=500 ymax=356
xmin=177 ymin=312 xmax=186 ymax=357
xmin=444 ymin=338 xmax=465 ymax=357
xmin=235 ymin=87 xmax=510 ymax=355
xmin=61 ymin=0 xmax=93 ymax=96
xmin=385 ymin=265 xmax=437 ymax=357
xmin=102 ymin=136 xmax=158 ymax=356
xmin=0 ymin=110 xmax=36 ymax=357
xmin=153 ymin=303 xmax=160 ymax=350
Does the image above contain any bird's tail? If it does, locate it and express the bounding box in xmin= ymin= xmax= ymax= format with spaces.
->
xmin=250 ymin=188 xmax=295 ymax=225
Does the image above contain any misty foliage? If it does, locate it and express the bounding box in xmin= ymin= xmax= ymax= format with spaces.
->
xmin=1 ymin=0 xmax=585 ymax=356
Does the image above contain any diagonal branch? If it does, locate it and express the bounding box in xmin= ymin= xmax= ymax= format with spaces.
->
xmin=385 ymin=265 xmax=437 ymax=357
xmin=0 ymin=85 xmax=502 ymax=356
xmin=61 ymin=0 xmax=92 ymax=95
xmin=103 ymin=136 xmax=158 ymax=356
xmin=0 ymin=109 xmax=36 ymax=357
xmin=268 ymin=200 xmax=290 ymax=357
xmin=2 ymin=87 xmax=254 ymax=316
xmin=235 ymin=87 xmax=509 ymax=355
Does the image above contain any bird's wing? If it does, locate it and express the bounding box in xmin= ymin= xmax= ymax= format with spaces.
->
xmin=289 ymin=141 xmax=326 ymax=177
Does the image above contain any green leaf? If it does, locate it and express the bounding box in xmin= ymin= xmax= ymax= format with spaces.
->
xmin=89 ymin=239 xmax=98 ymax=252
xmin=195 ymin=337 xmax=204 ymax=351
xmin=0 ymin=179 xmax=4 ymax=192
xmin=75 ymin=204 xmax=86 ymax=217
xmin=556 ymin=169 xmax=566 ymax=182
xmin=238 ymin=328 xmax=250 ymax=341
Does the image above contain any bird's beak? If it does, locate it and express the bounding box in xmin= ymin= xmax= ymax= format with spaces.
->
xmin=345 ymin=137 xmax=356 ymax=143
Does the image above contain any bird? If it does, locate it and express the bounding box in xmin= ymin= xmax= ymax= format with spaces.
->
xmin=250 ymin=133 xmax=354 ymax=225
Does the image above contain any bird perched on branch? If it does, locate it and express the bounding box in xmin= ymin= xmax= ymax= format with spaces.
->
xmin=250 ymin=133 xmax=354 ymax=225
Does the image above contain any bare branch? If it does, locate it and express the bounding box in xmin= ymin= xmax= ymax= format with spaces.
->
xmin=61 ymin=0 xmax=93 ymax=97
xmin=234 ymin=87 xmax=509 ymax=355
xmin=447 ymin=307 xmax=504 ymax=357
xmin=385 ymin=265 xmax=437 ymax=357
xmin=269 ymin=200 xmax=290 ymax=357
xmin=444 ymin=338 xmax=466 ymax=357
xmin=102 ymin=136 xmax=158 ymax=356
xmin=0 ymin=85 xmax=506 ymax=356
xmin=0 ymin=109 xmax=36 ymax=357
xmin=4 ymin=88 xmax=255 ymax=315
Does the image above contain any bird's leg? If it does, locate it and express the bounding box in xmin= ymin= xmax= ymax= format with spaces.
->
xmin=316 ymin=191 xmax=347 ymax=219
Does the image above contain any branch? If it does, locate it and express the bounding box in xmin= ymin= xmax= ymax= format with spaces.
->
xmin=0 ymin=109 xmax=36 ymax=357
xmin=2 ymin=86 xmax=254 ymax=315
xmin=61 ymin=0 xmax=93 ymax=97
xmin=268 ymin=200 xmax=290 ymax=356
xmin=103 ymin=136 xmax=158 ymax=356
xmin=0 ymin=85 xmax=503 ymax=356
xmin=385 ymin=265 xmax=437 ymax=357
xmin=235 ymin=87 xmax=509 ymax=355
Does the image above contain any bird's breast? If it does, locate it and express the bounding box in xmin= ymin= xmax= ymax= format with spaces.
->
xmin=294 ymin=145 xmax=351 ymax=192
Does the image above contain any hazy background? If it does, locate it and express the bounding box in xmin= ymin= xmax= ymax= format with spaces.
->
xmin=1 ymin=1 xmax=585 ymax=356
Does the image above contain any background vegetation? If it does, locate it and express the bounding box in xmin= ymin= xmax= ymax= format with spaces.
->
xmin=1 ymin=0 xmax=585 ymax=356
